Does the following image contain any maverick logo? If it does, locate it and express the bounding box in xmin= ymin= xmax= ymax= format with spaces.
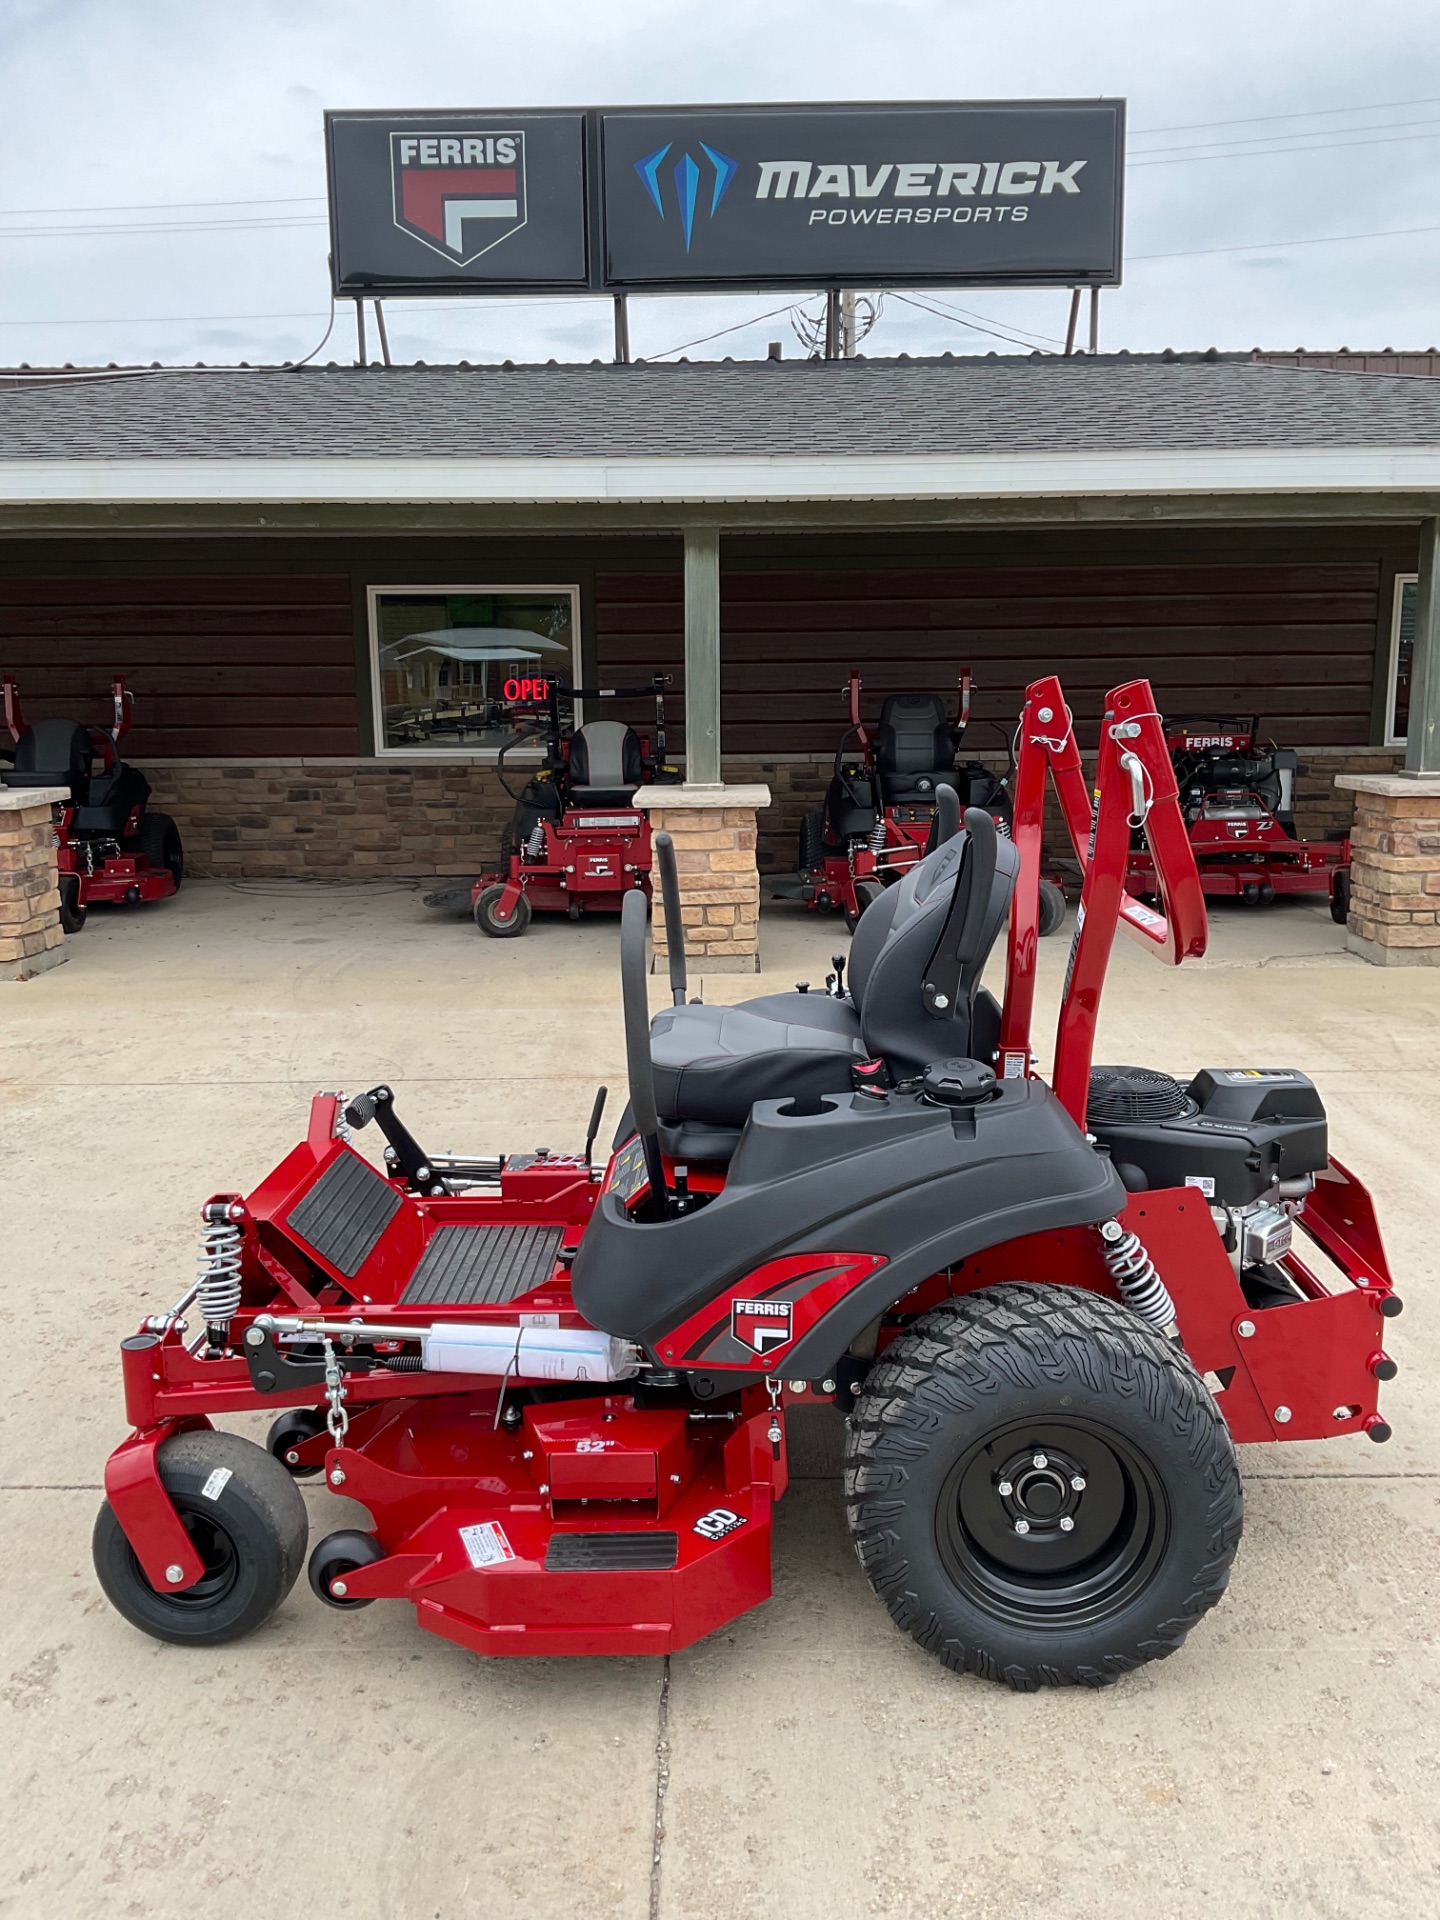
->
xmin=730 ymin=1297 xmax=793 ymax=1356
xmin=634 ymin=140 xmax=739 ymax=250
xmin=391 ymin=130 xmax=527 ymax=264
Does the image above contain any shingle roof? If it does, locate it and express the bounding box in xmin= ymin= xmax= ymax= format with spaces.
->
xmin=4 ymin=352 xmax=1440 ymax=461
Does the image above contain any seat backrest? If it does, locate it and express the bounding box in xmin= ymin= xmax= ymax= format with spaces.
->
xmin=569 ymin=719 xmax=644 ymax=790
xmin=852 ymin=824 xmax=1019 ymax=1075
xmin=874 ymin=693 xmax=954 ymax=782
xmin=2 ymin=718 xmax=93 ymax=802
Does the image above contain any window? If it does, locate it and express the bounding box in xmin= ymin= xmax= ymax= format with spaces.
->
xmin=368 ymin=585 xmax=580 ymax=754
xmin=1387 ymin=574 xmax=1417 ymax=746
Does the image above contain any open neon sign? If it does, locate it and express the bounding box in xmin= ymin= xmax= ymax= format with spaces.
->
xmin=504 ymin=676 xmax=552 ymax=705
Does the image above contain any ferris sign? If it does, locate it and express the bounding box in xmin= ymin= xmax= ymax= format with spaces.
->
xmin=326 ymin=100 xmax=1125 ymax=297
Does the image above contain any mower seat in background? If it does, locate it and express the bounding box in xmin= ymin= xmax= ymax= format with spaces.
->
xmin=1 ymin=719 xmax=94 ymax=805
xmin=567 ymin=720 xmax=645 ymax=807
xmin=873 ymin=693 xmax=960 ymax=805
xmin=73 ymin=761 xmax=151 ymax=837
xmin=648 ymin=824 xmax=1017 ymax=1136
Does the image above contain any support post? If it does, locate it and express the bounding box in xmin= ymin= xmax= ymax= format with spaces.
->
xmin=1088 ymin=286 xmax=1100 ymax=355
xmin=824 ymin=288 xmax=841 ymax=359
xmin=683 ymin=524 xmax=722 ymax=787
xmin=373 ymin=300 xmax=392 ymax=367
xmin=1064 ymin=288 xmax=1081 ymax=356
xmin=355 ymin=299 xmax=367 ymax=367
xmin=613 ymin=294 xmax=630 ymax=365
xmin=1403 ymin=515 xmax=1440 ymax=776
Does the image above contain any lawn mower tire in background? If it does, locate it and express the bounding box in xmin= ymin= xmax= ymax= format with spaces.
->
xmin=801 ymin=666 xmax=1068 ymax=936
xmin=93 ymin=672 xmax=1399 ymax=1690
xmin=0 ymin=672 xmax=183 ymax=925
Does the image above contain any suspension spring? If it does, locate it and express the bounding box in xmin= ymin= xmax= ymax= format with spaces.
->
xmin=869 ymin=821 xmax=887 ymax=858
xmin=1099 ymin=1221 xmax=1177 ymax=1334
xmin=197 ymin=1209 xmax=243 ymax=1350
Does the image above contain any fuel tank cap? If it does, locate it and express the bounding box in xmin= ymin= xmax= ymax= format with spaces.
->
xmin=919 ymin=1058 xmax=998 ymax=1108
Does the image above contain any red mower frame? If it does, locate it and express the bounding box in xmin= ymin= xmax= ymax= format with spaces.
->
xmin=95 ymin=672 xmax=1399 ymax=1671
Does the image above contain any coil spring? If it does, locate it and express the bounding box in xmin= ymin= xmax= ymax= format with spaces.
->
xmin=197 ymin=1217 xmax=243 ymax=1333
xmin=1101 ymin=1224 xmax=1177 ymax=1332
xmin=869 ymin=822 xmax=887 ymax=857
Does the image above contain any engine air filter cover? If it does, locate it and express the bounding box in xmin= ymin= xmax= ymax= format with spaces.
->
xmin=1088 ymin=1065 xmax=1196 ymax=1124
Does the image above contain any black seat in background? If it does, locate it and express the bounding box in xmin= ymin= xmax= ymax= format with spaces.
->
xmin=1 ymin=718 xmax=94 ymax=805
xmin=567 ymin=719 xmax=645 ymax=807
xmin=873 ymin=692 xmax=959 ymax=805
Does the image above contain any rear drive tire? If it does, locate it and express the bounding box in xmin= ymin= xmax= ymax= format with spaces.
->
xmin=58 ymin=874 xmax=86 ymax=935
xmin=474 ymin=884 xmax=532 ymax=938
xmin=136 ymin=810 xmax=184 ymax=891
xmin=92 ymin=1429 xmax=308 ymax=1647
xmin=798 ymin=810 xmax=826 ymax=879
xmin=1037 ymin=878 xmax=1067 ymax=938
xmin=845 ymin=1283 xmax=1242 ymax=1690
xmin=497 ymin=824 xmax=518 ymax=872
xmin=845 ymin=879 xmax=883 ymax=934
xmin=1330 ymin=869 xmax=1351 ymax=926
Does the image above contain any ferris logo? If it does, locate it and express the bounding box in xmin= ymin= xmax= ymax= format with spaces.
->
xmin=730 ymin=1297 xmax=793 ymax=1356
xmin=391 ymin=130 xmax=527 ymax=264
xmin=1185 ymin=734 xmax=1243 ymax=750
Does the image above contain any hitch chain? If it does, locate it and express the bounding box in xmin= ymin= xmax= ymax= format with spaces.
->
xmin=322 ymin=1335 xmax=350 ymax=1446
xmin=765 ymin=1376 xmax=784 ymax=1459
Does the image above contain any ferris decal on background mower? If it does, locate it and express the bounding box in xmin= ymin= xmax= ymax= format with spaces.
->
xmin=93 ymin=669 xmax=1400 ymax=1691
xmin=424 ymin=670 xmax=680 ymax=937
xmin=1125 ymin=714 xmax=1352 ymax=923
xmin=798 ymin=666 xmax=1068 ymax=936
xmin=1 ymin=672 xmax=183 ymax=933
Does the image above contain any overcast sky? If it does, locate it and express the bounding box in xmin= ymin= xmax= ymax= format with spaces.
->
xmin=2 ymin=0 xmax=1438 ymax=369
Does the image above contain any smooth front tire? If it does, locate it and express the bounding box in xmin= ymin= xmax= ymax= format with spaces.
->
xmin=845 ymin=879 xmax=883 ymax=934
xmin=58 ymin=873 xmax=86 ymax=934
xmin=474 ymin=884 xmax=532 ymax=938
xmin=1037 ymin=878 xmax=1067 ymax=938
xmin=1330 ymin=869 xmax=1351 ymax=926
xmin=308 ymin=1529 xmax=386 ymax=1609
xmin=92 ymin=1429 xmax=308 ymax=1647
xmin=845 ymin=1283 xmax=1242 ymax=1689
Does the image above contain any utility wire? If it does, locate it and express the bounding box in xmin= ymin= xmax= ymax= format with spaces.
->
xmin=646 ymin=301 xmax=801 ymax=359
xmin=1131 ymin=94 xmax=1440 ymax=136
xmin=1131 ymin=126 xmax=1440 ymax=165
xmin=1130 ymin=221 xmax=1440 ymax=262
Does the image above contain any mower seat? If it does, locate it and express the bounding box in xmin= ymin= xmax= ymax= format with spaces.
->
xmin=73 ymin=761 xmax=151 ymax=837
xmin=649 ymin=821 xmax=1017 ymax=1136
xmin=873 ymin=693 xmax=960 ymax=805
xmin=567 ymin=720 xmax=645 ymax=807
xmin=1 ymin=718 xmax=94 ymax=806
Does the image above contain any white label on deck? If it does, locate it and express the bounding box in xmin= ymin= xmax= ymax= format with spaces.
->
xmin=459 ymin=1520 xmax=516 ymax=1569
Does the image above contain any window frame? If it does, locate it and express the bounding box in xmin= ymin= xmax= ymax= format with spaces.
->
xmin=366 ymin=582 xmax=583 ymax=759
xmin=1386 ymin=572 xmax=1418 ymax=748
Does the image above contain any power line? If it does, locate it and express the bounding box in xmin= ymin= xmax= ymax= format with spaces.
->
xmin=891 ymin=292 xmax=1058 ymax=354
xmin=647 ymin=301 xmax=801 ymax=359
xmin=1131 ymin=126 xmax=1440 ymax=166
xmin=0 ymin=295 xmax=606 ymax=327
xmin=1131 ymin=112 xmax=1440 ymax=156
xmin=1130 ymin=95 xmax=1440 ymax=137
xmin=0 ymin=194 xmax=326 ymax=216
xmin=1130 ymin=221 xmax=1440 ymax=262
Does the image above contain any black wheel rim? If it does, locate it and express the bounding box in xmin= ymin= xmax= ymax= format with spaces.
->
xmin=937 ymin=1416 xmax=1170 ymax=1632
xmin=131 ymin=1506 xmax=241 ymax=1610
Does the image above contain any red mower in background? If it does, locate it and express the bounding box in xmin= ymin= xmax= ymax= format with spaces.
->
xmin=93 ymin=671 xmax=1399 ymax=1690
xmin=1 ymin=673 xmax=183 ymax=932
xmin=424 ymin=672 xmax=680 ymax=937
xmin=800 ymin=668 xmax=1068 ymax=936
xmin=1126 ymin=715 xmax=1352 ymax=924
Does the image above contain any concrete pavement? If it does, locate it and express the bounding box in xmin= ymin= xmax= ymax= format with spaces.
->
xmin=2 ymin=879 xmax=1437 ymax=1919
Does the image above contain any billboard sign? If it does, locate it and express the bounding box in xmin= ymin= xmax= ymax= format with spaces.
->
xmin=601 ymin=103 xmax=1124 ymax=290
xmin=326 ymin=100 xmax=1123 ymax=298
xmin=326 ymin=111 xmax=589 ymax=293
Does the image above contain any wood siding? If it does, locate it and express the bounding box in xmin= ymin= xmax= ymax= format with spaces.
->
xmin=597 ymin=560 xmax=1382 ymax=754
xmin=0 ymin=574 xmax=358 ymax=756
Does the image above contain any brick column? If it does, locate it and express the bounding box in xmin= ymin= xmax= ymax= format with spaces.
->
xmin=0 ymin=786 xmax=70 ymax=981
xmin=636 ymin=784 xmax=771 ymax=975
xmin=1336 ymin=772 xmax=1440 ymax=966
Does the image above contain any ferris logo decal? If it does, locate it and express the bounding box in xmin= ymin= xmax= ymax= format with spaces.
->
xmin=693 ymin=1506 xmax=747 ymax=1540
xmin=1185 ymin=735 xmax=1243 ymax=750
xmin=730 ymin=1297 xmax=793 ymax=1355
xmin=391 ymin=130 xmax=527 ymax=264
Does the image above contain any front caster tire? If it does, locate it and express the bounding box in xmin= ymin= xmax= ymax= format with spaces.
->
xmin=474 ymin=884 xmax=531 ymax=938
xmin=845 ymin=879 xmax=883 ymax=933
xmin=1330 ymin=869 xmax=1351 ymax=926
xmin=309 ymin=1529 xmax=386 ymax=1609
xmin=92 ymin=1429 xmax=308 ymax=1647
xmin=267 ymin=1407 xmax=329 ymax=1479
xmin=845 ymin=1283 xmax=1243 ymax=1690
xmin=58 ymin=874 xmax=86 ymax=934
xmin=1037 ymin=877 xmax=1067 ymax=938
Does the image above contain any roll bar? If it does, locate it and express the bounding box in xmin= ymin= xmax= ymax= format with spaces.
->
xmin=619 ymin=889 xmax=668 ymax=1214
xmin=653 ymin=831 xmax=688 ymax=1006
xmin=998 ymin=675 xmax=1208 ymax=1130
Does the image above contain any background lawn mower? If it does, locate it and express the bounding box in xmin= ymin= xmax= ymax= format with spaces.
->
xmin=93 ymin=671 xmax=1398 ymax=1690
xmin=800 ymin=668 xmax=1068 ymax=936
xmin=1 ymin=672 xmax=183 ymax=933
xmin=1125 ymin=715 xmax=1352 ymax=924
xmin=425 ymin=672 xmax=680 ymax=937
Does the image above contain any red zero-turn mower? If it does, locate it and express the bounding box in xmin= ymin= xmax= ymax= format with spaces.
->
xmin=93 ymin=672 xmax=1400 ymax=1688
xmin=800 ymin=669 xmax=1068 ymax=937
xmin=1 ymin=673 xmax=183 ymax=932
xmin=1126 ymin=716 xmax=1352 ymax=924
xmin=424 ymin=673 xmax=679 ymax=937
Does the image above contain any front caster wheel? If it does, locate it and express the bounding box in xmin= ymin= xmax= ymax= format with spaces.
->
xmin=1330 ymin=870 xmax=1351 ymax=926
xmin=845 ymin=879 xmax=883 ymax=933
xmin=58 ymin=874 xmax=86 ymax=934
xmin=845 ymin=1283 xmax=1243 ymax=1690
xmin=92 ymin=1430 xmax=308 ymax=1646
xmin=267 ymin=1408 xmax=329 ymax=1479
xmin=474 ymin=884 xmax=532 ymax=938
xmin=1037 ymin=878 xmax=1067 ymax=938
xmin=309 ymin=1529 xmax=386 ymax=1609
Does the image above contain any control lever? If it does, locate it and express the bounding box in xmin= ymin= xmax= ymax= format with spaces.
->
xmin=583 ymin=1084 xmax=608 ymax=1171
xmin=830 ymin=951 xmax=847 ymax=999
xmin=344 ymin=1085 xmax=447 ymax=1195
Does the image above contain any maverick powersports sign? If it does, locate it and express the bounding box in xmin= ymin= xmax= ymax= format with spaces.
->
xmin=326 ymin=101 xmax=1124 ymax=297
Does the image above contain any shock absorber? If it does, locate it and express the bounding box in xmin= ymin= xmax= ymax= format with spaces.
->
xmin=869 ymin=820 xmax=887 ymax=859
xmin=1099 ymin=1218 xmax=1178 ymax=1336
xmin=197 ymin=1200 xmax=244 ymax=1354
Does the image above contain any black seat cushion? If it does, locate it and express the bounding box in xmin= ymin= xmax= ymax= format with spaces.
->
xmin=873 ymin=693 xmax=958 ymax=805
xmin=2 ymin=718 xmax=94 ymax=805
xmin=568 ymin=721 xmax=644 ymax=806
xmin=651 ymin=1003 xmax=865 ymax=1128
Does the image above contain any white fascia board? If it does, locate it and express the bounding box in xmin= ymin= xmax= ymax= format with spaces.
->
xmin=1 ymin=447 xmax=1440 ymax=504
